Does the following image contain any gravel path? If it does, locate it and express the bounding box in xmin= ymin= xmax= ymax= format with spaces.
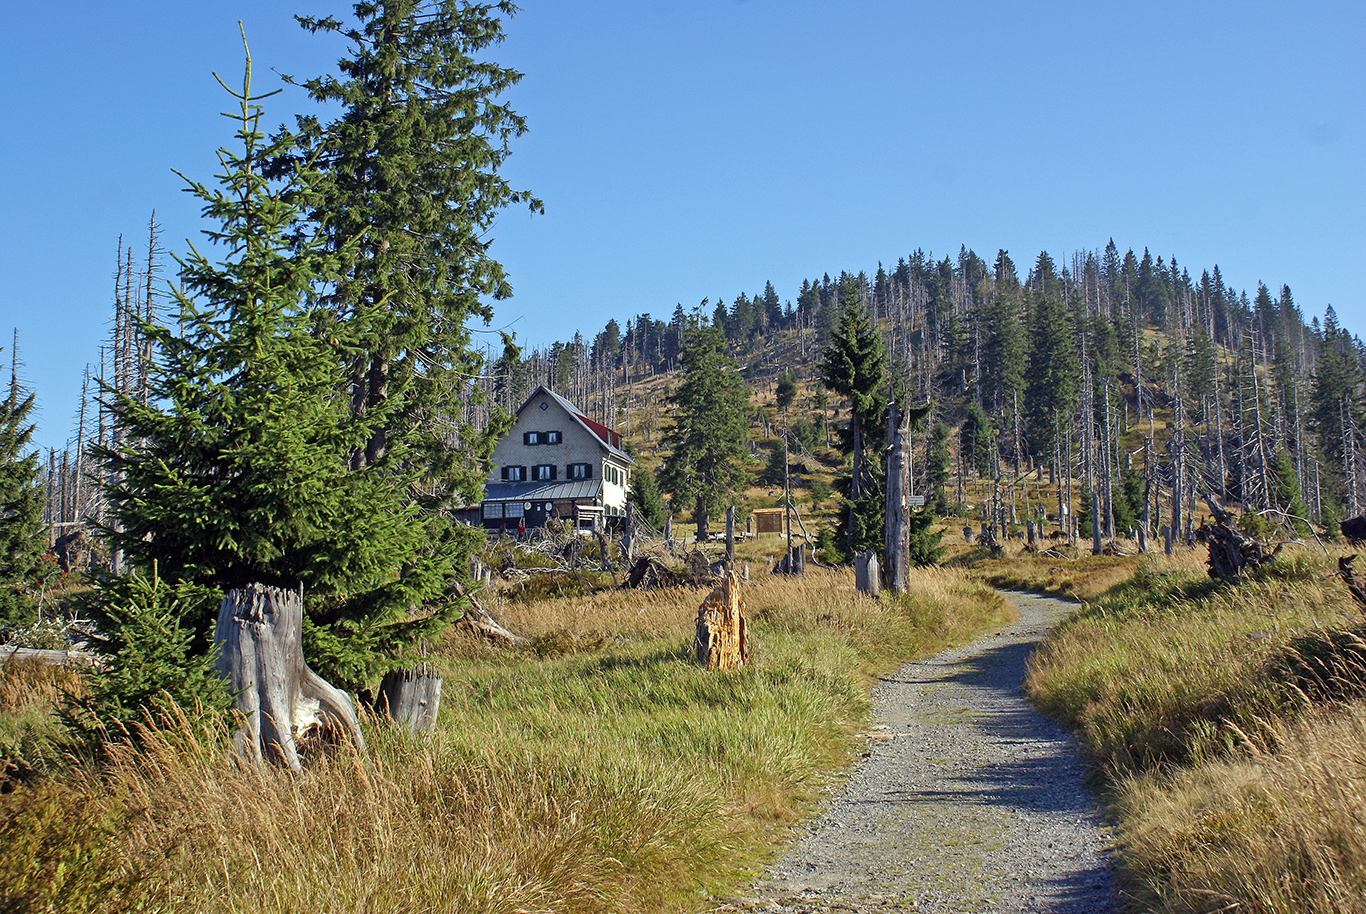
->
xmin=721 ymin=591 xmax=1118 ymax=913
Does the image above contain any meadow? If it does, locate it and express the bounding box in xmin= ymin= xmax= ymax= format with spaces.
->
xmin=0 ymin=553 xmax=1010 ymax=913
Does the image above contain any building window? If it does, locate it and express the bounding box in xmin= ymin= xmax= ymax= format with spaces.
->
xmin=533 ymin=464 xmax=556 ymax=481
xmin=483 ymin=502 xmax=504 ymax=519
xmin=505 ymin=502 xmax=524 ymax=518
xmin=501 ymin=465 xmax=526 ymax=481
xmin=545 ymin=430 xmax=562 ymax=444
xmin=567 ymin=462 xmax=591 ymax=480
xmin=523 ymin=431 xmax=540 ymax=446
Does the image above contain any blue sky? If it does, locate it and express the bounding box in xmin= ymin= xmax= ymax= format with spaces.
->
xmin=2 ymin=1 xmax=1362 ymax=454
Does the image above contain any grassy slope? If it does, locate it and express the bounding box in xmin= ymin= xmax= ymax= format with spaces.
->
xmin=0 ymin=564 xmax=1011 ymax=913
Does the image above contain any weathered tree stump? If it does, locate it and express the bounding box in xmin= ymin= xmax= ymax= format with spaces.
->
xmin=1201 ymin=496 xmax=1280 ymax=579
xmin=855 ymin=550 xmax=881 ymax=597
xmin=776 ymin=544 xmax=806 ymax=575
xmin=694 ymin=570 xmax=749 ymax=671
xmin=378 ymin=663 xmax=442 ymax=731
xmin=214 ymin=583 xmax=365 ymax=771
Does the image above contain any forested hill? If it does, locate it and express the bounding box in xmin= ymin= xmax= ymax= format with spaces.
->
xmin=492 ymin=240 xmax=1364 ymax=531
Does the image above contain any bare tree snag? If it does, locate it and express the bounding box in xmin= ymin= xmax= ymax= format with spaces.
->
xmin=214 ymin=584 xmax=365 ymax=771
xmin=694 ymin=570 xmax=748 ymax=671
xmin=855 ymin=550 xmax=881 ymax=597
xmin=725 ymin=505 xmax=736 ymax=567
xmin=378 ymin=663 xmax=442 ymax=731
xmin=884 ymin=399 xmax=911 ymax=593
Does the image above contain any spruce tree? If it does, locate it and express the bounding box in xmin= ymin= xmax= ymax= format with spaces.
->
xmin=97 ymin=49 xmax=443 ymax=688
xmin=0 ymin=363 xmax=48 ymax=625
xmin=277 ymin=0 xmax=538 ymax=618
xmin=820 ymin=279 xmax=889 ymax=556
xmin=658 ymin=323 xmax=750 ymax=539
xmin=626 ymin=466 xmax=667 ymax=532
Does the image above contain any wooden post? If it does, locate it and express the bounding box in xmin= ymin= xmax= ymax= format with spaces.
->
xmin=855 ymin=550 xmax=881 ymax=597
xmin=694 ymin=570 xmax=748 ymax=671
xmin=378 ymin=663 xmax=442 ymax=732
xmin=214 ymin=583 xmax=365 ymax=771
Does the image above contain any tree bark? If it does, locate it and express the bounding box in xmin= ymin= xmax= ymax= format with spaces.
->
xmin=213 ymin=583 xmax=365 ymax=771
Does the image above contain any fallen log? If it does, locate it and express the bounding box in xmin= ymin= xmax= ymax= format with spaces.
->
xmin=0 ymin=645 xmax=98 ymax=667
xmin=452 ymin=580 xmax=526 ymax=646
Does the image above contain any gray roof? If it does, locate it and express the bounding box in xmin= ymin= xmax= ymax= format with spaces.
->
xmin=482 ymin=478 xmax=603 ymax=503
xmin=516 ymin=385 xmax=636 ymax=466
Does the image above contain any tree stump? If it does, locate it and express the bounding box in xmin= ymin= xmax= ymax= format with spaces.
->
xmin=694 ymin=570 xmax=749 ymax=671
xmin=855 ymin=550 xmax=881 ymax=597
xmin=214 ymin=583 xmax=365 ymax=771
xmin=378 ymin=663 xmax=442 ymax=731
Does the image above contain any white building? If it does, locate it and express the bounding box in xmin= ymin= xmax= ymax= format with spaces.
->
xmin=481 ymin=386 xmax=635 ymax=532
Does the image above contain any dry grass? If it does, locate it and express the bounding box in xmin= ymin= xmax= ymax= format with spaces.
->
xmin=1116 ymin=701 xmax=1366 ymax=913
xmin=1022 ymin=541 xmax=1366 ymax=912
xmin=0 ymin=565 xmax=1010 ymax=913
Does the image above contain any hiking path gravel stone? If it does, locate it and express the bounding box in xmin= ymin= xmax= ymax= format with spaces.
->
xmin=716 ymin=590 xmax=1119 ymax=913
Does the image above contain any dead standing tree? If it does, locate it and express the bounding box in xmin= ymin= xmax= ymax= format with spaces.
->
xmin=883 ymin=397 xmax=913 ymax=593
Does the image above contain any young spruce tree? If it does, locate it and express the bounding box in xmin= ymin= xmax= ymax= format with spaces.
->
xmin=97 ymin=45 xmax=437 ymax=689
xmin=0 ymin=361 xmax=48 ymax=625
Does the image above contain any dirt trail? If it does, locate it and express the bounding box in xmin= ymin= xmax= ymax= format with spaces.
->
xmin=722 ymin=591 xmax=1118 ymax=913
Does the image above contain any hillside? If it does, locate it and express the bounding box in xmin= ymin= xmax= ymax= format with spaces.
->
xmin=482 ymin=243 xmax=1360 ymax=559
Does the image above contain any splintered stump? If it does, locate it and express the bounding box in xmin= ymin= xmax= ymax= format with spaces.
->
xmin=378 ymin=663 xmax=442 ymax=732
xmin=694 ymin=571 xmax=749 ymax=671
xmin=214 ymin=584 xmax=365 ymax=770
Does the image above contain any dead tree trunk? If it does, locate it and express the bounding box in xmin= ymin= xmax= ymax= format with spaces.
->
xmin=213 ymin=584 xmax=365 ymax=771
xmin=855 ymin=550 xmax=881 ymax=597
xmin=378 ymin=663 xmax=442 ymax=732
xmin=884 ymin=399 xmax=911 ymax=593
xmin=725 ymin=505 xmax=736 ymax=567
xmin=694 ymin=570 xmax=748 ymax=671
